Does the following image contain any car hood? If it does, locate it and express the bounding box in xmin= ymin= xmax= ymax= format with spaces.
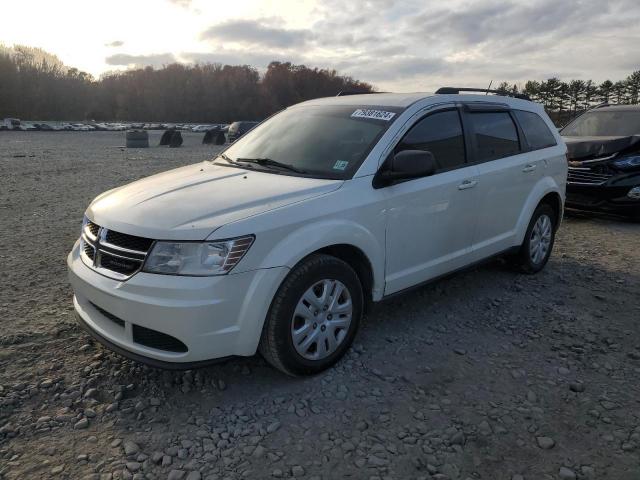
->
xmin=87 ymin=162 xmax=343 ymax=240
xmin=563 ymin=135 xmax=640 ymax=160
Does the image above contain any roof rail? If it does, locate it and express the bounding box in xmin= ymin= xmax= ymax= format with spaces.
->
xmin=435 ymin=87 xmax=531 ymax=101
xmin=336 ymin=91 xmax=382 ymax=96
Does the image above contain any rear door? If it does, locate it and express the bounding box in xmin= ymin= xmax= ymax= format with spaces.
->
xmin=382 ymin=107 xmax=481 ymax=295
xmin=463 ymin=105 xmax=541 ymax=259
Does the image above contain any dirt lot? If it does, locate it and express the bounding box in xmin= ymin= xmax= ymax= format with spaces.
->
xmin=1 ymin=131 xmax=639 ymax=480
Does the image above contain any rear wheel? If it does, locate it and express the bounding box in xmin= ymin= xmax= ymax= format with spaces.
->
xmin=259 ymin=254 xmax=363 ymax=376
xmin=512 ymin=203 xmax=557 ymax=274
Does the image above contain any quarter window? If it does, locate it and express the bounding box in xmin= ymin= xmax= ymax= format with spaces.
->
xmin=470 ymin=112 xmax=520 ymax=162
xmin=513 ymin=110 xmax=557 ymax=150
xmin=396 ymin=110 xmax=466 ymax=171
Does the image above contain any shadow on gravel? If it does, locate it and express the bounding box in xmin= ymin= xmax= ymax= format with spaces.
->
xmin=564 ymin=208 xmax=640 ymax=227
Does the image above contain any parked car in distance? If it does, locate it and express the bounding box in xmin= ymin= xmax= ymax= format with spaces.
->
xmin=561 ymin=104 xmax=640 ymax=219
xmin=3 ymin=118 xmax=21 ymax=130
xmin=227 ymin=121 xmax=259 ymax=142
xmin=68 ymin=89 xmax=567 ymax=375
xmin=192 ymin=124 xmax=214 ymax=132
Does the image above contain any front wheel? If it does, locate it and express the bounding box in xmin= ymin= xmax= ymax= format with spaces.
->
xmin=512 ymin=203 xmax=557 ymax=274
xmin=259 ymin=254 xmax=363 ymax=376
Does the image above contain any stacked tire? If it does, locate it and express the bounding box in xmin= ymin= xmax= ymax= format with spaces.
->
xmin=126 ymin=130 xmax=149 ymax=148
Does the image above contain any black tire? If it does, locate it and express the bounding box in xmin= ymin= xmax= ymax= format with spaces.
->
xmin=169 ymin=130 xmax=183 ymax=148
xmin=259 ymin=254 xmax=363 ymax=376
xmin=512 ymin=203 xmax=557 ymax=274
xmin=159 ymin=129 xmax=173 ymax=146
xmin=125 ymin=130 xmax=149 ymax=148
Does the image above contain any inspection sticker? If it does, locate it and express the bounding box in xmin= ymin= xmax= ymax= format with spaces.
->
xmin=333 ymin=160 xmax=349 ymax=170
xmin=351 ymin=109 xmax=396 ymax=121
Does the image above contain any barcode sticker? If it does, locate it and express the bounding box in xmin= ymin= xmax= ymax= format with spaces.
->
xmin=351 ymin=109 xmax=396 ymax=121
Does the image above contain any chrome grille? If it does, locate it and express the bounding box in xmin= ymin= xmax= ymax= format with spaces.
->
xmin=80 ymin=220 xmax=154 ymax=280
xmin=567 ymin=167 xmax=613 ymax=186
xmin=83 ymin=242 xmax=96 ymax=261
xmin=105 ymin=230 xmax=154 ymax=252
xmin=86 ymin=220 xmax=100 ymax=238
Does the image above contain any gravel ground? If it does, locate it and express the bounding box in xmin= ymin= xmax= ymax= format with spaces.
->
xmin=1 ymin=131 xmax=639 ymax=480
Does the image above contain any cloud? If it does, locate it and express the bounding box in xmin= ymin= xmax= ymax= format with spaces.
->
xmin=105 ymin=53 xmax=177 ymax=67
xmin=200 ymin=19 xmax=312 ymax=48
xmin=167 ymin=0 xmax=191 ymax=7
xmin=105 ymin=40 xmax=124 ymax=48
xmin=307 ymin=0 xmax=640 ymax=90
xmin=103 ymin=0 xmax=640 ymax=91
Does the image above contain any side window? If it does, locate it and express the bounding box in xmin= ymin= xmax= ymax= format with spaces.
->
xmin=469 ymin=112 xmax=520 ymax=162
xmin=513 ymin=110 xmax=557 ymax=150
xmin=396 ymin=110 xmax=466 ymax=171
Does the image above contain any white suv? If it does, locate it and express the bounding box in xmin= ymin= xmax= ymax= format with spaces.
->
xmin=68 ymin=90 xmax=567 ymax=375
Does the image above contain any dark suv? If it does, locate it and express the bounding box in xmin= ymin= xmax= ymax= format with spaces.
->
xmin=227 ymin=121 xmax=259 ymax=142
xmin=561 ymin=104 xmax=640 ymax=219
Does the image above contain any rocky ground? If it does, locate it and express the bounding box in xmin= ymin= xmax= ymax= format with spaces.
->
xmin=1 ymin=131 xmax=639 ymax=480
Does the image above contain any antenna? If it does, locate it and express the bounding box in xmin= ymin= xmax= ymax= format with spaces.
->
xmin=486 ymin=80 xmax=493 ymax=95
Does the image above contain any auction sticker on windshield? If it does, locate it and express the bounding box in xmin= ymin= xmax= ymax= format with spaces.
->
xmin=351 ymin=109 xmax=396 ymax=121
xmin=333 ymin=160 xmax=349 ymax=170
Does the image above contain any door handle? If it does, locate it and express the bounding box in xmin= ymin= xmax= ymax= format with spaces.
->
xmin=522 ymin=164 xmax=537 ymax=173
xmin=458 ymin=179 xmax=478 ymax=190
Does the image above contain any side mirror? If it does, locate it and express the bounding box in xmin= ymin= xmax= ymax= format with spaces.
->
xmin=374 ymin=150 xmax=436 ymax=187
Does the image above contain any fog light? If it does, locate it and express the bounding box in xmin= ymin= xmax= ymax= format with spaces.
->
xmin=628 ymin=187 xmax=640 ymax=200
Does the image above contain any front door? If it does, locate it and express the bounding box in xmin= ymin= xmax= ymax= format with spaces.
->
xmin=383 ymin=108 xmax=480 ymax=295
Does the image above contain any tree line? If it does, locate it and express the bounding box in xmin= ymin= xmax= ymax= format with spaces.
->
xmin=1 ymin=44 xmax=638 ymax=125
xmin=0 ymin=45 xmax=372 ymax=122
xmin=495 ymin=72 xmax=640 ymax=124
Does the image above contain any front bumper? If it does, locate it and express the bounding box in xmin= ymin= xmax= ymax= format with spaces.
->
xmin=566 ymin=177 xmax=640 ymax=216
xmin=68 ymin=241 xmax=288 ymax=366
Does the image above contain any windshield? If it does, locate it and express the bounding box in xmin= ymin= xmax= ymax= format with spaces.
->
xmin=561 ymin=110 xmax=640 ymax=137
xmin=218 ymin=104 xmax=402 ymax=179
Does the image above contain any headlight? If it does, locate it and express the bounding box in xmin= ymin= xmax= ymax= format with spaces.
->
xmin=143 ymin=235 xmax=254 ymax=276
xmin=613 ymin=155 xmax=640 ymax=170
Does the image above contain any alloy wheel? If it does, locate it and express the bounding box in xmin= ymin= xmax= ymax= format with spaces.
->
xmin=529 ymin=214 xmax=552 ymax=265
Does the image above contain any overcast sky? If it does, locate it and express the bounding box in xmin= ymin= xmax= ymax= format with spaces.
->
xmin=2 ymin=0 xmax=639 ymax=91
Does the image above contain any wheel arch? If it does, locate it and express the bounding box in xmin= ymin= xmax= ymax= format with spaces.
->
xmin=539 ymin=191 xmax=563 ymax=230
xmin=515 ymin=178 xmax=564 ymax=245
xmin=311 ymin=244 xmax=375 ymax=310
xmin=256 ymin=220 xmax=386 ymax=301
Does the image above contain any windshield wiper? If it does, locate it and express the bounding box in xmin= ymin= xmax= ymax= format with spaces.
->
xmin=214 ymin=153 xmax=256 ymax=170
xmin=236 ymin=157 xmax=307 ymax=174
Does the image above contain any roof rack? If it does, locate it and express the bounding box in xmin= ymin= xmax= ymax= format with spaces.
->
xmin=336 ymin=91 xmax=383 ymax=96
xmin=435 ymin=87 xmax=531 ymax=101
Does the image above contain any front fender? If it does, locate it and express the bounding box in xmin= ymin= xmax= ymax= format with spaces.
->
xmin=258 ymin=220 xmax=386 ymax=300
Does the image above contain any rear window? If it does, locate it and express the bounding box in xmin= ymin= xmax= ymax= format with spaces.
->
xmin=470 ymin=112 xmax=520 ymax=162
xmin=514 ymin=110 xmax=556 ymax=150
